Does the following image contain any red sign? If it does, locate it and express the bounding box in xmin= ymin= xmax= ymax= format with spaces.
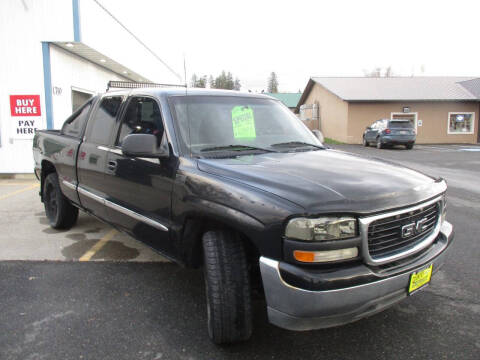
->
xmin=10 ymin=95 xmax=41 ymax=116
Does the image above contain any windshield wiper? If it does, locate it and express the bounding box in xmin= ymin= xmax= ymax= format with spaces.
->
xmin=270 ymin=141 xmax=325 ymax=150
xmin=200 ymin=144 xmax=276 ymax=153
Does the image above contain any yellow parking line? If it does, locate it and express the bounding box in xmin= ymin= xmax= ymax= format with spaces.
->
xmin=0 ymin=183 xmax=39 ymax=200
xmin=79 ymin=229 xmax=117 ymax=261
xmin=0 ymin=182 xmax=38 ymax=186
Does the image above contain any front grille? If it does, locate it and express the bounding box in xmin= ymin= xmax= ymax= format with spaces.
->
xmin=368 ymin=201 xmax=440 ymax=259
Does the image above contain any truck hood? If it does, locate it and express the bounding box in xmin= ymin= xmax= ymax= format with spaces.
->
xmin=197 ymin=149 xmax=446 ymax=214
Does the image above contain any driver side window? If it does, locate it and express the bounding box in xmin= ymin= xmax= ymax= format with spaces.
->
xmin=116 ymin=97 xmax=164 ymax=146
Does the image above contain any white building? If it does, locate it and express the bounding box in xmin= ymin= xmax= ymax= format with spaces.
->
xmin=0 ymin=0 xmax=182 ymax=173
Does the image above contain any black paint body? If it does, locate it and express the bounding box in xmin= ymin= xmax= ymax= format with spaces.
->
xmin=33 ymin=88 xmax=445 ymax=268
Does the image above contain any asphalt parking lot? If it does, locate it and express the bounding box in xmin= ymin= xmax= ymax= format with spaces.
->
xmin=1 ymin=144 xmax=479 ymax=360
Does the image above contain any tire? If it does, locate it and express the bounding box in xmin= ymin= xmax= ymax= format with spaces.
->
xmin=43 ymin=173 xmax=78 ymax=229
xmin=202 ymin=230 xmax=252 ymax=344
xmin=376 ymin=138 xmax=383 ymax=149
xmin=362 ymin=136 xmax=369 ymax=147
xmin=406 ymin=143 xmax=414 ymax=150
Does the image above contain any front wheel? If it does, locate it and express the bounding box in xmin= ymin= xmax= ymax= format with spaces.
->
xmin=406 ymin=143 xmax=414 ymax=150
xmin=362 ymin=136 xmax=369 ymax=147
xmin=202 ymin=230 xmax=252 ymax=344
xmin=43 ymin=173 xmax=78 ymax=229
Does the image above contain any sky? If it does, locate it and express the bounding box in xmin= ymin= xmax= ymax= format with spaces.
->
xmin=98 ymin=0 xmax=479 ymax=92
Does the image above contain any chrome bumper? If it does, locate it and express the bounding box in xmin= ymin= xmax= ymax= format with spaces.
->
xmin=260 ymin=221 xmax=453 ymax=331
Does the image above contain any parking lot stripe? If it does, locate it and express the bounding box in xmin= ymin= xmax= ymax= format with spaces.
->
xmin=79 ymin=229 xmax=118 ymax=261
xmin=0 ymin=184 xmax=39 ymax=201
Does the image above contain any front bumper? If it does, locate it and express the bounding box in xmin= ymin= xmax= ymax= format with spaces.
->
xmin=259 ymin=221 xmax=453 ymax=331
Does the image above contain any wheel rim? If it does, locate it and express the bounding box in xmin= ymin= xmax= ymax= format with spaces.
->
xmin=44 ymin=183 xmax=58 ymax=221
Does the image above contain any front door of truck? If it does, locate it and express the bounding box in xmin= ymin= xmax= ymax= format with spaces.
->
xmin=103 ymin=96 xmax=175 ymax=255
xmin=77 ymin=95 xmax=125 ymax=220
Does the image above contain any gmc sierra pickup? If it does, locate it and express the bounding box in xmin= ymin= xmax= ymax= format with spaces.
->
xmin=33 ymin=87 xmax=453 ymax=344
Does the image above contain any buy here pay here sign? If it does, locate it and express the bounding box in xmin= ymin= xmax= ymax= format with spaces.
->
xmin=9 ymin=95 xmax=42 ymax=139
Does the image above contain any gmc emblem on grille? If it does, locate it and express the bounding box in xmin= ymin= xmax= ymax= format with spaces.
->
xmin=401 ymin=217 xmax=429 ymax=238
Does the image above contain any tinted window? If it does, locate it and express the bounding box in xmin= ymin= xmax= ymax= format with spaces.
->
xmin=88 ymin=96 xmax=123 ymax=145
xmin=390 ymin=120 xmax=414 ymax=129
xmin=170 ymin=96 xmax=320 ymax=155
xmin=61 ymin=101 xmax=92 ymax=138
xmin=116 ymin=97 xmax=164 ymax=146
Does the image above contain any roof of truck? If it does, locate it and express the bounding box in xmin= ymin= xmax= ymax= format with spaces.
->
xmin=105 ymin=87 xmax=277 ymax=100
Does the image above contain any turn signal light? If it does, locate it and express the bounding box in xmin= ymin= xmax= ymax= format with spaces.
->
xmin=293 ymin=248 xmax=358 ymax=263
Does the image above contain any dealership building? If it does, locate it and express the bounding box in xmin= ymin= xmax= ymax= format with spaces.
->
xmin=298 ymin=77 xmax=480 ymax=144
xmin=0 ymin=0 xmax=182 ymax=173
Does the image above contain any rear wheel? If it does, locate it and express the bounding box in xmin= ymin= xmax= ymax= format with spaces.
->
xmin=43 ymin=173 xmax=78 ymax=229
xmin=405 ymin=143 xmax=414 ymax=150
xmin=202 ymin=230 xmax=252 ymax=344
xmin=362 ymin=136 xmax=369 ymax=147
xmin=376 ymin=138 xmax=383 ymax=149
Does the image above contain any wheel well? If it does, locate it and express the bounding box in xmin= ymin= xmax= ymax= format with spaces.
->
xmin=181 ymin=217 xmax=260 ymax=269
xmin=40 ymin=160 xmax=56 ymax=201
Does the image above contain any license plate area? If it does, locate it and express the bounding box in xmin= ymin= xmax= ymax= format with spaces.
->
xmin=408 ymin=264 xmax=433 ymax=294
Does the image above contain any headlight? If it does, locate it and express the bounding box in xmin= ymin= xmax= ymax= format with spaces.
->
xmin=285 ymin=216 xmax=357 ymax=241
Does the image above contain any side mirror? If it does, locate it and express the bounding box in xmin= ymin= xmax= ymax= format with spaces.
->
xmin=366 ymin=126 xmax=371 ymax=130
xmin=311 ymin=129 xmax=324 ymax=143
xmin=121 ymin=133 xmax=169 ymax=158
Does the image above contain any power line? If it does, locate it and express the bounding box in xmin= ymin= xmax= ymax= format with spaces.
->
xmin=92 ymin=0 xmax=183 ymax=81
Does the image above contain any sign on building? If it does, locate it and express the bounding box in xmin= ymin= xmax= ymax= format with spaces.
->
xmin=9 ymin=95 xmax=41 ymax=139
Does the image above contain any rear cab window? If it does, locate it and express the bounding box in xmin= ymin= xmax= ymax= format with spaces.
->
xmin=61 ymin=100 xmax=93 ymax=138
xmin=86 ymin=96 xmax=124 ymax=145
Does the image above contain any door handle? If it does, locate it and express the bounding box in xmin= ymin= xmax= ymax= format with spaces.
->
xmin=107 ymin=160 xmax=117 ymax=171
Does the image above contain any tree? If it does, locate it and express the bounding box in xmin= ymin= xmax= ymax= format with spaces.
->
xmin=209 ymin=70 xmax=240 ymax=90
xmin=267 ymin=72 xmax=279 ymax=93
xmin=363 ymin=66 xmax=395 ymax=77
xmin=234 ymin=78 xmax=241 ymax=91
xmin=190 ymin=73 xmax=207 ymax=88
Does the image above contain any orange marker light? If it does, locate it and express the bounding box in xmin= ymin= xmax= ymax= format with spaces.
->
xmin=293 ymin=250 xmax=315 ymax=263
xmin=293 ymin=248 xmax=358 ymax=263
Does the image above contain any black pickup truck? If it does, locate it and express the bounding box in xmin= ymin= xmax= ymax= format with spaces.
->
xmin=33 ymin=88 xmax=453 ymax=344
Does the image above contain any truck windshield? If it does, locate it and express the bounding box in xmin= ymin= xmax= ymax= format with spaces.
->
xmin=170 ymin=95 xmax=322 ymax=156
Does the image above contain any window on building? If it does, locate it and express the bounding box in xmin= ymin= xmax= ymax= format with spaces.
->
xmin=72 ymin=89 xmax=93 ymax=112
xmin=88 ymin=96 xmax=123 ymax=145
xmin=448 ymin=112 xmax=474 ymax=134
xmin=116 ymin=97 xmax=164 ymax=146
xmin=61 ymin=101 xmax=92 ymax=138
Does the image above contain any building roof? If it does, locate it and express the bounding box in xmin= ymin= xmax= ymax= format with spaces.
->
xmin=298 ymin=77 xmax=480 ymax=106
xmin=459 ymin=78 xmax=480 ymax=98
xmin=264 ymin=92 xmax=302 ymax=108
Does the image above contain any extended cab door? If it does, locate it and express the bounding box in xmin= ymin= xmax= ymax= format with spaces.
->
xmin=53 ymin=99 xmax=94 ymax=205
xmin=102 ymin=96 xmax=175 ymax=255
xmin=77 ymin=95 xmax=125 ymax=220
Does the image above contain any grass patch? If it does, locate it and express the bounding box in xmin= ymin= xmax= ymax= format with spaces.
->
xmin=323 ymin=137 xmax=344 ymax=145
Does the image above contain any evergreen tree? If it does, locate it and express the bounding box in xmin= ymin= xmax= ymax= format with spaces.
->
xmin=190 ymin=74 xmax=207 ymax=88
xmin=234 ymin=78 xmax=241 ymax=91
xmin=267 ymin=72 xmax=279 ymax=93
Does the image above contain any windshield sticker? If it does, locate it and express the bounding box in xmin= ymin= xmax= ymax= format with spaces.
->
xmin=232 ymin=106 xmax=256 ymax=139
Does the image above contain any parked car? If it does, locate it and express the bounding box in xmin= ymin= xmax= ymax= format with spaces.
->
xmin=33 ymin=88 xmax=452 ymax=344
xmin=363 ymin=118 xmax=416 ymax=149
